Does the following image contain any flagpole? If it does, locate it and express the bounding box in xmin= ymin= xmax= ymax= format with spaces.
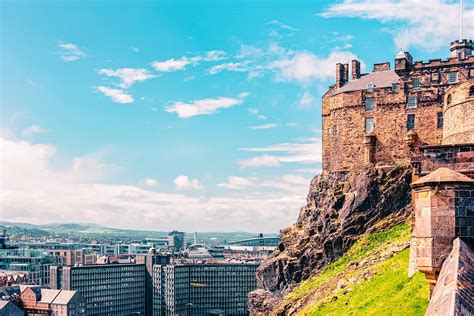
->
xmin=460 ymin=0 xmax=464 ymax=40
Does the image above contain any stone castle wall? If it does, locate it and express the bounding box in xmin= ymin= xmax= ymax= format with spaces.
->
xmin=322 ymin=55 xmax=474 ymax=173
xmin=443 ymin=81 xmax=474 ymax=144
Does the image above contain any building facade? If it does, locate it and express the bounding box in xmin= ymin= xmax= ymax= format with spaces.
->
xmin=0 ymin=249 xmax=55 ymax=286
xmin=20 ymin=286 xmax=86 ymax=316
xmin=153 ymin=263 xmax=258 ymax=316
xmin=322 ymin=39 xmax=473 ymax=173
xmin=50 ymin=263 xmax=146 ymax=316
xmin=168 ymin=231 xmax=185 ymax=253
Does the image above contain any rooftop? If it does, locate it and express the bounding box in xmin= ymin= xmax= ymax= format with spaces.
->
xmin=332 ymin=70 xmax=401 ymax=95
xmin=412 ymin=167 xmax=474 ymax=187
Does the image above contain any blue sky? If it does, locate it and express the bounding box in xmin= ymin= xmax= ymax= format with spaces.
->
xmin=1 ymin=0 xmax=473 ymax=232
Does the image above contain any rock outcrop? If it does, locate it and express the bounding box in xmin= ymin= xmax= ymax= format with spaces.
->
xmin=249 ymin=165 xmax=413 ymax=314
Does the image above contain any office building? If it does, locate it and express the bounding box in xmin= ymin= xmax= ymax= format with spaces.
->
xmin=50 ymin=263 xmax=146 ymax=315
xmin=168 ymin=231 xmax=185 ymax=253
xmin=153 ymin=263 xmax=258 ymax=316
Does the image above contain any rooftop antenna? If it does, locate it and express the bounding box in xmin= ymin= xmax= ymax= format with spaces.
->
xmin=460 ymin=0 xmax=464 ymax=41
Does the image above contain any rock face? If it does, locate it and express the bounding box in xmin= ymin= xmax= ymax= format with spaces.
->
xmin=249 ymin=165 xmax=413 ymax=314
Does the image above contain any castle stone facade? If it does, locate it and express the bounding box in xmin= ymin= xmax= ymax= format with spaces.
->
xmin=322 ymin=39 xmax=474 ymax=173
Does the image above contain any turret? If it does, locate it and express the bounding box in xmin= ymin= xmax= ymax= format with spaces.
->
xmin=394 ymin=50 xmax=413 ymax=74
xmin=450 ymin=39 xmax=472 ymax=59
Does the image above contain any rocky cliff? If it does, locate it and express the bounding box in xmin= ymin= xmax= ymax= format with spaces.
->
xmin=249 ymin=165 xmax=414 ymax=314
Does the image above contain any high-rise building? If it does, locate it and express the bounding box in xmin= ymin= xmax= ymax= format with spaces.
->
xmin=167 ymin=231 xmax=185 ymax=252
xmin=153 ymin=263 xmax=258 ymax=316
xmin=50 ymin=263 xmax=146 ymax=316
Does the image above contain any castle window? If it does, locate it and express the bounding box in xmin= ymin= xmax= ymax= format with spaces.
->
xmin=365 ymin=97 xmax=375 ymax=111
xmin=333 ymin=125 xmax=338 ymax=137
xmin=437 ymin=112 xmax=443 ymax=128
xmin=407 ymin=96 xmax=417 ymax=108
xmin=448 ymin=72 xmax=457 ymax=83
xmin=407 ymin=114 xmax=415 ymax=130
xmin=447 ymin=94 xmax=452 ymax=105
xmin=413 ymin=78 xmax=420 ymax=88
xmin=391 ymin=83 xmax=398 ymax=92
xmin=365 ymin=118 xmax=374 ymax=132
xmin=367 ymin=83 xmax=374 ymax=92
xmin=469 ymin=86 xmax=474 ymax=96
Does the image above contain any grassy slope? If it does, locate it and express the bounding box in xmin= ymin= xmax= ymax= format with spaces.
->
xmin=276 ymin=224 xmax=430 ymax=315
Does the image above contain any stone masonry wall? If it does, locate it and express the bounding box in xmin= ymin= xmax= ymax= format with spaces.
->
xmin=322 ymin=56 xmax=474 ymax=173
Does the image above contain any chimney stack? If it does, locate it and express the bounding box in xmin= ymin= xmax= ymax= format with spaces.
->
xmin=352 ymin=60 xmax=361 ymax=80
xmin=336 ymin=63 xmax=349 ymax=88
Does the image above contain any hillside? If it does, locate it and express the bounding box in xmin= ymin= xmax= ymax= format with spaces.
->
xmin=249 ymin=165 xmax=420 ymax=314
xmin=276 ymin=224 xmax=429 ymax=315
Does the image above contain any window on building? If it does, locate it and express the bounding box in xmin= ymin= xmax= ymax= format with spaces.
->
xmin=413 ymin=78 xmax=420 ymax=88
xmin=448 ymin=72 xmax=458 ymax=83
xmin=365 ymin=97 xmax=375 ymax=111
xmin=367 ymin=83 xmax=374 ymax=92
xmin=407 ymin=96 xmax=417 ymax=108
xmin=469 ymin=86 xmax=474 ymax=96
xmin=333 ymin=125 xmax=338 ymax=137
xmin=365 ymin=117 xmax=374 ymax=133
xmin=391 ymin=83 xmax=398 ymax=92
xmin=447 ymin=94 xmax=452 ymax=105
xmin=437 ymin=112 xmax=443 ymax=129
xmin=407 ymin=114 xmax=415 ymax=130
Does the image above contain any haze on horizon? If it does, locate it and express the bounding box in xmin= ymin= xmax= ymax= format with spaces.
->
xmin=1 ymin=0 xmax=473 ymax=232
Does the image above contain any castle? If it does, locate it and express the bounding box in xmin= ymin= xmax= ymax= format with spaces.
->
xmin=323 ymin=39 xmax=474 ymax=314
xmin=322 ymin=39 xmax=474 ymax=173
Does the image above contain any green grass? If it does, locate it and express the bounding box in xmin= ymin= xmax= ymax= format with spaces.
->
xmin=276 ymin=224 xmax=430 ymax=315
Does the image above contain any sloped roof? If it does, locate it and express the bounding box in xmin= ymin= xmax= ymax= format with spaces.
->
xmin=52 ymin=290 xmax=78 ymax=305
xmin=412 ymin=167 xmax=474 ymax=187
xmin=39 ymin=289 xmax=61 ymax=304
xmin=332 ymin=70 xmax=401 ymax=95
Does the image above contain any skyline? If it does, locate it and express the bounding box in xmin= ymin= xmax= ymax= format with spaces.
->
xmin=1 ymin=0 xmax=474 ymax=232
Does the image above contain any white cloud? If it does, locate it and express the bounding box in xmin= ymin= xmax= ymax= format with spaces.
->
xmin=57 ymin=42 xmax=86 ymax=62
xmin=0 ymin=137 xmax=307 ymax=232
xmin=299 ymin=92 xmax=314 ymax=108
xmin=270 ymin=50 xmax=359 ymax=83
xmin=165 ymin=93 xmax=249 ymax=119
xmin=236 ymin=44 xmax=264 ymax=59
xmin=151 ymin=58 xmax=193 ymax=72
xmin=151 ymin=50 xmax=227 ymax=72
xmin=218 ymin=176 xmax=253 ymax=189
xmin=248 ymin=108 xmax=267 ymax=120
xmin=239 ymin=137 xmax=322 ymax=168
xmin=130 ymin=47 xmax=140 ymax=53
xmin=21 ymin=125 xmax=49 ymax=137
xmin=208 ymin=61 xmax=249 ymax=75
xmin=140 ymin=178 xmax=158 ymax=187
xmin=202 ymin=50 xmax=227 ymax=61
xmin=321 ymin=0 xmax=474 ymax=51
xmin=266 ymin=20 xmax=299 ymax=32
xmin=239 ymin=155 xmax=281 ymax=168
xmin=249 ymin=123 xmax=278 ymax=130
xmin=95 ymin=86 xmax=134 ymax=104
xmin=173 ymin=175 xmax=203 ymax=191
xmin=98 ymin=68 xmax=155 ymax=88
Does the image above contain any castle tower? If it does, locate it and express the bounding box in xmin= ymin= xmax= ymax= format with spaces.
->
xmin=443 ymin=81 xmax=474 ymax=144
xmin=394 ymin=50 xmax=413 ymax=74
xmin=450 ymin=39 xmax=473 ymax=59
xmin=411 ymin=168 xmax=474 ymax=291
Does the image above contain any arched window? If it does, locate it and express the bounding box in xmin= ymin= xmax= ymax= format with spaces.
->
xmin=447 ymin=94 xmax=452 ymax=105
xmin=469 ymin=86 xmax=474 ymax=96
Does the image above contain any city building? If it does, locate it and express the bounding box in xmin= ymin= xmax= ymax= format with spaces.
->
xmin=168 ymin=231 xmax=185 ymax=253
xmin=226 ymin=234 xmax=280 ymax=247
xmin=20 ymin=286 xmax=86 ymax=316
xmin=322 ymin=39 xmax=473 ymax=173
xmin=0 ymin=249 xmax=55 ymax=286
xmin=50 ymin=263 xmax=146 ymax=315
xmin=0 ymin=270 xmax=29 ymax=287
xmin=153 ymin=263 xmax=258 ymax=316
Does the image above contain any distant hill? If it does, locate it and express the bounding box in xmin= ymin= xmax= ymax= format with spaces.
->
xmin=0 ymin=220 xmax=276 ymax=243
